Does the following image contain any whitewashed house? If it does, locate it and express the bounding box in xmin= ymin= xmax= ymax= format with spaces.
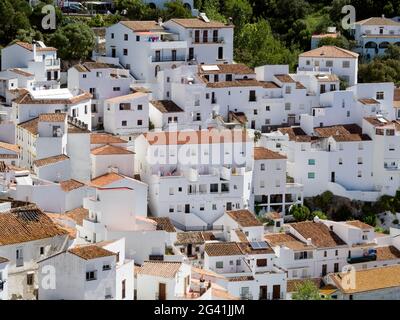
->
xmin=104 ymin=92 xmax=149 ymax=135
xmin=1 ymin=41 xmax=60 ymax=90
xmin=0 ymin=256 xmax=9 ymax=300
xmin=298 ymin=46 xmax=359 ymax=86
xmin=38 ymin=239 xmax=134 ymax=300
xmin=68 ymin=61 xmax=132 ymax=130
xmin=0 ymin=205 xmax=70 ymax=300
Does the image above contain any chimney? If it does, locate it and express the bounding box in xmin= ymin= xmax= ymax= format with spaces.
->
xmin=33 ymin=43 xmax=37 ymax=59
xmin=306 ymin=238 xmax=312 ymax=246
xmin=158 ymin=17 xmax=163 ymax=26
xmin=382 ymin=14 xmax=385 ymax=18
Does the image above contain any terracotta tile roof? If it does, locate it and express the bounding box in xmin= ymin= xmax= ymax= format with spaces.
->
xmin=202 ymin=231 xmax=216 ymax=241
xmin=253 ymin=147 xmax=286 ymax=160
xmin=38 ymin=113 xmax=67 ymax=122
xmin=138 ymin=261 xmax=182 ymax=278
xmin=91 ymin=144 xmax=134 ymax=156
xmin=0 ymin=205 xmax=68 ymax=245
xmin=275 ymin=74 xmax=295 ymax=83
xmin=33 ymin=154 xmax=69 ymax=167
xmin=238 ymin=242 xmax=274 ymax=255
xmin=228 ymin=111 xmax=247 ymax=124
xmin=90 ymin=133 xmax=126 ymax=144
xmin=120 ymin=20 xmax=164 ymax=32
xmin=315 ymin=74 xmax=339 ymax=82
xmin=9 ymin=68 xmax=34 ymax=77
xmin=59 ymin=179 xmax=85 ymax=192
xmin=0 ymin=256 xmax=9 ymax=264
xmin=18 ymin=117 xmax=39 ymax=135
xmin=358 ymin=98 xmax=379 ymax=105
xmin=346 ymin=220 xmax=373 ymax=230
xmin=68 ymin=121 xmax=90 ymax=134
xmin=176 ymin=232 xmax=205 ymax=245
xmin=330 ymin=265 xmax=400 ymax=294
xmin=235 ymin=229 xmax=248 ymax=242
xmin=299 ymin=46 xmax=358 ymax=59
xmin=206 ymin=79 xmax=263 ymax=88
xmin=312 ymin=33 xmax=338 ymax=39
xmin=13 ymin=90 xmax=92 ymax=105
xmin=228 ymin=276 xmax=255 ymax=282
xmin=148 ymin=217 xmax=176 ymax=233
xmin=205 ymin=242 xmax=243 ymax=257
xmin=199 ymin=64 xmax=254 ymax=75
xmin=226 ymin=210 xmax=262 ymax=227
xmin=290 ymin=221 xmax=346 ymax=248
xmin=356 ymin=17 xmax=400 ymax=26
xmin=170 ymin=18 xmax=233 ymax=29
xmin=296 ymin=81 xmax=306 ymax=89
xmin=73 ymin=61 xmax=122 ymax=72
xmin=14 ymin=41 xmax=57 ymax=52
xmin=278 ymin=127 xmax=316 ymax=142
xmin=90 ymin=172 xmax=125 ymax=187
xmin=144 ymin=129 xmax=250 ymax=145
xmin=0 ymin=154 xmax=18 ymax=159
xmin=376 ymin=246 xmax=400 ymax=261
xmin=287 ymin=278 xmax=321 ymax=292
xmin=65 ymin=207 xmax=89 ymax=226
xmin=364 ymin=116 xmax=396 ymax=128
xmin=150 ymin=100 xmax=184 ymax=113
xmin=314 ymin=124 xmax=371 ymax=142
xmin=259 ymin=81 xmax=280 ymax=89
xmin=105 ymin=92 xmax=146 ymax=104
xmin=264 ymin=233 xmax=313 ymax=250
xmin=68 ymin=245 xmax=116 ymax=260
xmin=0 ymin=142 xmax=20 ymax=153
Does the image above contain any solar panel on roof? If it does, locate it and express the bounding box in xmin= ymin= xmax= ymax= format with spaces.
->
xmin=250 ymin=241 xmax=268 ymax=250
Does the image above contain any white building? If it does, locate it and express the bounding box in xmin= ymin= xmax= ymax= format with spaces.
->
xmin=135 ymin=129 xmax=254 ymax=229
xmin=38 ymin=239 xmax=134 ymax=300
xmin=1 ymin=41 xmax=60 ymax=90
xmin=149 ymin=100 xmax=185 ymax=130
xmin=353 ymin=16 xmax=400 ymax=59
xmin=105 ymin=17 xmax=233 ymax=83
xmin=0 ymin=205 xmax=70 ymax=300
xmin=104 ymin=92 xmax=149 ymax=135
xmin=0 ymin=257 xmax=9 ymax=300
xmin=298 ymin=46 xmax=359 ymax=86
xmin=68 ymin=61 xmax=132 ymax=130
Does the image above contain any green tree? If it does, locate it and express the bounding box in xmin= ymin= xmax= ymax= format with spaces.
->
xmin=224 ymin=0 xmax=252 ymax=30
xmin=114 ymin=0 xmax=147 ymax=20
xmin=163 ymin=0 xmax=192 ymax=20
xmin=317 ymin=35 xmax=351 ymax=50
xmin=47 ymin=23 xmax=95 ymax=60
xmin=0 ymin=0 xmax=17 ymax=44
xmin=290 ymin=205 xmax=311 ymax=221
xmin=312 ymin=210 xmax=327 ymax=220
xmin=292 ymin=280 xmax=321 ymax=300
xmin=234 ymin=19 xmax=299 ymax=70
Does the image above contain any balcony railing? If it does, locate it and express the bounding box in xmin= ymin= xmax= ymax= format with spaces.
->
xmin=192 ymin=37 xmax=225 ymax=44
xmin=152 ymin=55 xmax=186 ymax=63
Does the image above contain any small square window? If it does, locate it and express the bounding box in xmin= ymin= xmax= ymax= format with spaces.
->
xmin=122 ymin=121 xmax=127 ymax=126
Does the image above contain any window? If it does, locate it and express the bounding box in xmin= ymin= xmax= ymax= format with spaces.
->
xmin=40 ymin=247 xmax=44 ymax=255
xmin=306 ymin=60 xmax=310 ymax=65
xmin=123 ymin=49 xmax=128 ymax=56
xmin=334 ymin=263 xmax=339 ymax=273
xmin=122 ymin=121 xmax=127 ymax=126
xmin=226 ymin=74 xmax=232 ymax=81
xmin=83 ymin=74 xmax=87 ymax=78
xmin=136 ymin=35 xmax=140 ymax=41
xmin=326 ymin=60 xmax=333 ymax=67
xmin=308 ymin=159 xmax=315 ymax=165
xmin=91 ymin=104 xmax=97 ymax=113
xmin=212 ymin=204 xmax=217 ymax=210
xmin=357 ymin=171 xmax=362 ymax=178
xmin=216 ymin=261 xmax=223 ymax=269
xmin=137 ymin=120 xmax=143 ymax=126
xmin=103 ymin=264 xmax=111 ymax=271
xmin=308 ymin=172 xmax=315 ymax=179
xmin=96 ymin=72 xmax=102 ymax=77
xmin=266 ymin=106 xmax=270 ymax=111
xmin=285 ymin=86 xmax=291 ymax=94
xmin=218 ymin=47 xmax=223 ymax=60
xmin=254 ymin=109 xmax=258 ymax=115
xmin=249 ymin=90 xmax=256 ymax=102
xmin=357 ymin=157 xmax=363 ymax=165
xmin=324 ymin=251 xmax=327 ymax=257
xmin=27 ymin=273 xmax=34 ymax=286
xmin=210 ymin=184 xmax=218 ymax=193
xmin=347 ymin=111 xmax=350 ymax=117
xmin=124 ymin=34 xmax=128 ymax=41
xmin=330 ymin=84 xmax=336 ymax=91
xmin=342 ymin=61 xmax=350 ymax=68
xmin=169 ymin=187 xmax=174 ymax=195
xmin=335 ymin=250 xmax=338 ymax=256
xmin=111 ymin=33 xmax=114 ymax=39
xmin=122 ymin=280 xmax=126 ymax=299
xmin=338 ymin=158 xmax=343 ymax=165
xmin=86 ymin=271 xmax=97 ymax=281
xmin=256 ymin=259 xmax=267 ymax=267
xmin=84 ymin=105 xmax=88 ymax=114
xmin=285 ymin=103 xmax=291 ymax=111
xmin=113 ymin=87 xmax=121 ymax=91
xmin=260 ymin=163 xmax=265 ymax=171
xmin=376 ymin=91 xmax=384 ymax=100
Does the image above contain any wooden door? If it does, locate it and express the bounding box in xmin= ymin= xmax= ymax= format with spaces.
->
xmin=159 ymin=283 xmax=166 ymax=300
xmin=272 ymin=285 xmax=280 ymax=300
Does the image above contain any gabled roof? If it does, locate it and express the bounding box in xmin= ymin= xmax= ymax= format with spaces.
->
xmin=33 ymin=154 xmax=69 ymax=167
xmin=90 ymin=172 xmax=125 ymax=187
xmin=175 ymin=231 xmax=216 ymax=245
xmin=9 ymin=68 xmax=34 ymax=77
xmin=13 ymin=41 xmax=57 ymax=52
xmin=68 ymin=245 xmax=116 ymax=260
xmin=290 ymin=221 xmax=346 ymax=248
xmin=198 ymin=64 xmax=254 ymax=75
xmin=170 ymin=18 xmax=233 ymax=29
xmin=253 ymin=147 xmax=286 ymax=160
xmin=13 ymin=90 xmax=92 ymax=105
xmin=274 ymin=74 xmax=296 ymax=83
xmin=105 ymin=92 xmax=146 ymax=104
xmin=90 ymin=133 xmax=126 ymax=145
xmin=205 ymin=242 xmax=243 ymax=257
xmin=59 ymin=179 xmax=85 ymax=192
xmin=150 ymin=100 xmax=184 ymax=113
xmin=65 ymin=207 xmax=89 ymax=226
xmin=138 ymin=261 xmax=182 ymax=278
xmin=120 ymin=20 xmax=164 ymax=32
xmin=0 ymin=142 xmax=20 ymax=153
xmin=356 ymin=17 xmax=400 ymax=26
xmin=346 ymin=220 xmax=373 ymax=230
xmin=38 ymin=113 xmax=67 ymax=122
xmin=148 ymin=217 xmax=176 ymax=233
xmin=18 ymin=117 xmax=39 ymax=135
xmin=91 ymin=144 xmax=134 ymax=156
xmin=299 ymin=46 xmax=359 ymax=59
xmin=0 ymin=206 xmax=68 ymax=246
xmin=226 ymin=210 xmax=262 ymax=227
xmin=265 ymin=233 xmax=313 ymax=251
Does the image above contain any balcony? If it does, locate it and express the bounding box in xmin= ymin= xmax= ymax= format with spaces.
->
xmin=45 ymin=58 xmax=60 ymax=68
xmin=192 ymin=37 xmax=225 ymax=44
xmin=151 ymin=55 xmax=186 ymax=63
xmin=347 ymin=249 xmax=377 ymax=264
